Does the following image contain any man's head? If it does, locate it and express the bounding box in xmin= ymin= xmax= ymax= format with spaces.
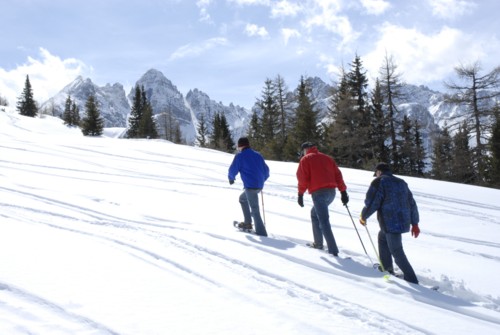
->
xmin=300 ymin=142 xmax=315 ymax=156
xmin=373 ymin=162 xmax=391 ymax=177
xmin=237 ymin=137 xmax=250 ymax=150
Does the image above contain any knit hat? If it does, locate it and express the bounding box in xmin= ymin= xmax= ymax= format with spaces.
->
xmin=301 ymin=142 xmax=315 ymax=150
xmin=237 ymin=137 xmax=250 ymax=148
xmin=373 ymin=162 xmax=390 ymax=176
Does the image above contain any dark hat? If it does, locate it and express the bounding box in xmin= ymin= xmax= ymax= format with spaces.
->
xmin=237 ymin=137 xmax=250 ymax=148
xmin=373 ymin=162 xmax=390 ymax=176
xmin=301 ymin=142 xmax=315 ymax=150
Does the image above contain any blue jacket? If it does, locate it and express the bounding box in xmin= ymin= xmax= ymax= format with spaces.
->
xmin=228 ymin=147 xmax=269 ymax=189
xmin=361 ymin=171 xmax=419 ymax=233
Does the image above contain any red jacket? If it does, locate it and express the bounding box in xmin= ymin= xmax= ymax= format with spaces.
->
xmin=296 ymin=147 xmax=347 ymax=195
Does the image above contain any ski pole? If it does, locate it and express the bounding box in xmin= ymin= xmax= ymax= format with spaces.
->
xmin=345 ymin=205 xmax=374 ymax=266
xmin=261 ymin=190 xmax=266 ymax=227
xmin=363 ymin=224 xmax=385 ymax=271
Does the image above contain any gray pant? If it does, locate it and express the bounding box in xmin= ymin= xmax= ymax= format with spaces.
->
xmin=239 ymin=189 xmax=267 ymax=237
xmin=378 ymin=231 xmax=418 ymax=284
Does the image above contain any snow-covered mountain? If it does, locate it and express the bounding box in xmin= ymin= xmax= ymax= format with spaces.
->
xmin=130 ymin=69 xmax=251 ymax=144
xmin=39 ymin=76 xmax=129 ymax=128
xmin=39 ymin=69 xmax=488 ymax=150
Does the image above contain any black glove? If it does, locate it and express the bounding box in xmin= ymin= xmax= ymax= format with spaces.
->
xmin=341 ymin=190 xmax=349 ymax=205
xmin=298 ymin=194 xmax=304 ymax=207
xmin=229 ymin=179 xmax=234 ymax=185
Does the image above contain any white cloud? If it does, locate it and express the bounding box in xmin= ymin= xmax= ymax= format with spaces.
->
xmin=359 ymin=0 xmax=391 ymax=15
xmin=362 ymin=23 xmax=486 ymax=88
xmin=196 ymin=0 xmax=213 ymax=23
xmin=271 ymin=0 xmax=302 ymax=18
xmin=244 ymin=23 xmax=270 ymax=39
xmin=428 ymin=0 xmax=476 ymax=19
xmin=169 ymin=37 xmax=229 ymax=60
xmin=0 ymin=48 xmax=89 ymax=106
xmin=281 ymin=28 xmax=301 ymax=45
xmin=302 ymin=0 xmax=360 ymax=48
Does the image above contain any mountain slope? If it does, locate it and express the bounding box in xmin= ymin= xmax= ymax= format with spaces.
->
xmin=1 ymin=109 xmax=499 ymax=334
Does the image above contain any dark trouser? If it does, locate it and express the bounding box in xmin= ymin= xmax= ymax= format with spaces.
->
xmin=239 ymin=189 xmax=267 ymax=237
xmin=310 ymin=188 xmax=339 ymax=255
xmin=378 ymin=231 xmax=418 ymax=284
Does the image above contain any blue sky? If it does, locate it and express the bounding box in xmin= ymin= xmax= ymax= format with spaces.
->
xmin=1 ymin=0 xmax=499 ymax=109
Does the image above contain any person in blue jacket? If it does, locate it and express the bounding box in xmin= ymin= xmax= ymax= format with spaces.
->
xmin=228 ymin=137 xmax=270 ymax=237
xmin=359 ymin=162 xmax=420 ymax=284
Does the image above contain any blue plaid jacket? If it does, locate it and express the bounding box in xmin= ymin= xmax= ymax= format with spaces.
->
xmin=361 ymin=171 xmax=419 ymax=233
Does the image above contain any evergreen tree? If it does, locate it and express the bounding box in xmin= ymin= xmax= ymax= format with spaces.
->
xmin=63 ymin=95 xmax=73 ymax=125
xmin=399 ymin=115 xmax=414 ymax=176
xmin=219 ymin=113 xmax=234 ymax=152
xmin=258 ymin=78 xmax=280 ymax=159
xmin=431 ymin=126 xmax=453 ymax=180
xmin=413 ymin=119 xmax=426 ymax=176
xmin=445 ymin=61 xmax=500 ymax=184
xmin=489 ymin=108 xmax=500 ymax=187
xmin=81 ymin=94 xmax=104 ymax=136
xmin=210 ymin=112 xmax=233 ymax=152
xmin=328 ymin=66 xmax=361 ymax=167
xmin=138 ymin=103 xmax=158 ymax=139
xmin=346 ymin=54 xmax=371 ymax=167
xmin=126 ymin=85 xmax=143 ymax=138
xmin=71 ymin=101 xmax=81 ymax=126
xmin=16 ymin=75 xmax=38 ymax=117
xmin=451 ymin=120 xmax=475 ymax=183
xmin=284 ymin=76 xmax=319 ymax=160
xmin=247 ymin=111 xmax=263 ymax=150
xmin=196 ymin=113 xmax=209 ymax=147
xmin=369 ymin=78 xmax=390 ymax=164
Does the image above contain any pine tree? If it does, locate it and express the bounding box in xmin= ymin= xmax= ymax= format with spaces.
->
xmin=284 ymin=76 xmax=319 ymax=160
xmin=17 ymin=75 xmax=38 ymax=117
xmin=399 ymin=115 xmax=414 ymax=175
xmin=258 ymin=78 xmax=280 ymax=159
xmin=81 ymin=94 xmax=104 ymax=136
xmin=220 ymin=113 xmax=234 ymax=152
xmin=328 ymin=66 xmax=361 ymax=167
xmin=413 ymin=119 xmax=426 ymax=176
xmin=138 ymin=103 xmax=158 ymax=139
xmin=451 ymin=120 xmax=475 ymax=183
xmin=63 ymin=95 xmax=73 ymax=125
xmin=431 ymin=126 xmax=453 ymax=180
xmin=369 ymin=78 xmax=390 ymax=164
xmin=489 ymin=108 xmax=500 ymax=187
xmin=196 ymin=113 xmax=209 ymax=147
xmin=346 ymin=54 xmax=371 ymax=167
xmin=247 ymin=111 xmax=263 ymax=150
xmin=126 ymin=85 xmax=143 ymax=138
xmin=71 ymin=101 xmax=81 ymax=127
xmin=210 ymin=112 xmax=233 ymax=152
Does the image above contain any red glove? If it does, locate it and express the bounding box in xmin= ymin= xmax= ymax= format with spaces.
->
xmin=411 ymin=225 xmax=420 ymax=238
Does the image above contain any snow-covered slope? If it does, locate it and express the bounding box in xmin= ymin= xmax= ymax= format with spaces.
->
xmin=1 ymin=109 xmax=499 ymax=334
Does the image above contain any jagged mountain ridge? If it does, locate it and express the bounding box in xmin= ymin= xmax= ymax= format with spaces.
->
xmin=39 ymin=76 xmax=129 ymax=128
xmin=40 ymin=68 xmax=466 ymax=150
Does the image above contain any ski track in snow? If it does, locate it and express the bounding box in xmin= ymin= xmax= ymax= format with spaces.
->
xmin=2 ymin=115 xmax=500 ymax=333
xmin=2 ymin=184 xmax=500 ymax=332
xmin=0 ymin=282 xmax=119 ymax=335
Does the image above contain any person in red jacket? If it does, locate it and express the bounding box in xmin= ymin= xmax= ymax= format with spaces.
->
xmin=296 ymin=142 xmax=349 ymax=256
